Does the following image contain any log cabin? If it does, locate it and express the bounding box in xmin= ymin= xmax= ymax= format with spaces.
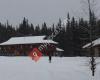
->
xmin=0 ymin=36 xmax=63 ymax=56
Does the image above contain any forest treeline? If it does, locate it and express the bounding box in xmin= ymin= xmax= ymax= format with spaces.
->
xmin=0 ymin=13 xmax=100 ymax=56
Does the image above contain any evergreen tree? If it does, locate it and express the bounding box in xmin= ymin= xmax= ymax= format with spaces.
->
xmin=17 ymin=17 xmax=31 ymax=35
xmin=35 ymin=24 xmax=41 ymax=35
xmin=41 ymin=22 xmax=48 ymax=35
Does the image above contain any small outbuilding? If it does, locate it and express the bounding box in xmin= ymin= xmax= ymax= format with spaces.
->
xmin=83 ymin=38 xmax=100 ymax=56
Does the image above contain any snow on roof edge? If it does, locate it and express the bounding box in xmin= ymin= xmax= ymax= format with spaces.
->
xmin=83 ymin=38 xmax=100 ymax=48
xmin=56 ymin=48 xmax=64 ymax=51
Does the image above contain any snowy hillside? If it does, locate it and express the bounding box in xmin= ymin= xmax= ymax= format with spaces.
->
xmin=0 ymin=57 xmax=100 ymax=80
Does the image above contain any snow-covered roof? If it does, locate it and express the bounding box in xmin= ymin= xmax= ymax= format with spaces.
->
xmin=0 ymin=36 xmax=58 ymax=45
xmin=56 ymin=48 xmax=64 ymax=51
xmin=83 ymin=38 xmax=100 ymax=48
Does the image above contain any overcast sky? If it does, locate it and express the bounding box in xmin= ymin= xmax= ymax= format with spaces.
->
xmin=0 ymin=0 xmax=99 ymax=26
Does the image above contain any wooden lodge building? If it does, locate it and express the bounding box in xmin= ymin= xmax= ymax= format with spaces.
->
xmin=83 ymin=38 xmax=100 ymax=57
xmin=0 ymin=36 xmax=64 ymax=56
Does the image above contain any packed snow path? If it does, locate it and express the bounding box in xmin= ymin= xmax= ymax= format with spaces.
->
xmin=0 ymin=57 xmax=100 ymax=80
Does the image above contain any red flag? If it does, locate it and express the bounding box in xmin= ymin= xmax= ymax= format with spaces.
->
xmin=29 ymin=48 xmax=42 ymax=62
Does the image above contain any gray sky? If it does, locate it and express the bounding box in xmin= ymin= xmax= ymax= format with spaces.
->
xmin=0 ymin=0 xmax=99 ymax=26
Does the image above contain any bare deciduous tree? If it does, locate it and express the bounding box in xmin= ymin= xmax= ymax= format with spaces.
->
xmin=81 ymin=0 xmax=98 ymax=77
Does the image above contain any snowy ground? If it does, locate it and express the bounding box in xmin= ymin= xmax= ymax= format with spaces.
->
xmin=0 ymin=57 xmax=100 ymax=80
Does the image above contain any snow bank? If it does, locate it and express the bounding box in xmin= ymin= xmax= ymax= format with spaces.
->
xmin=0 ymin=57 xmax=99 ymax=80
